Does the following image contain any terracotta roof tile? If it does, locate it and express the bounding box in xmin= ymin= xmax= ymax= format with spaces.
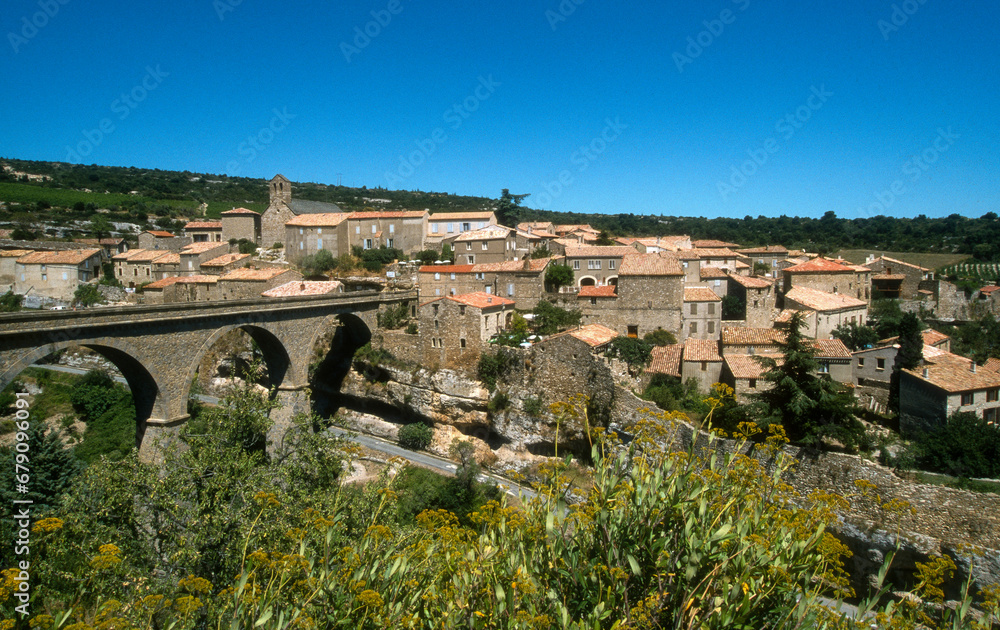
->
xmin=578 ymin=285 xmax=618 ymax=298
xmin=201 ymin=253 xmax=251 ymax=267
xmin=683 ymin=287 xmax=722 ymax=302
xmin=618 ymin=252 xmax=684 ymax=276
xmin=984 ymin=358 xmax=1000 ymax=373
xmin=736 ymin=245 xmax=788 ymax=255
xmin=726 ymin=353 xmax=783 ymax=379
xmin=261 ymin=280 xmax=342 ymax=297
xmin=700 ymin=266 xmax=729 ymax=279
xmin=222 ymin=207 xmax=260 ymax=215
xmin=690 ymin=248 xmax=737 ymax=258
xmin=419 ymin=265 xmax=475 ymax=274
xmin=144 ymin=230 xmax=175 ymax=238
xmin=428 ymin=211 xmax=495 ymax=220
xmin=784 ymin=286 xmax=867 ymax=312
xmin=447 ymin=291 xmax=515 ymax=309
xmin=811 ymin=338 xmax=852 ymax=359
xmin=904 ymin=352 xmax=1000 ymax=393
xmin=175 ymin=274 xmax=218 ymax=284
xmin=143 ymin=276 xmax=184 ymax=290
xmin=220 ymin=268 xmax=296 ymax=281
xmin=553 ymin=324 xmax=618 ymax=348
xmin=875 ymin=256 xmax=931 ymax=272
xmin=184 ymin=221 xmax=222 ymax=230
xmin=980 ymin=285 xmax=1000 ymax=294
xmin=722 ymin=327 xmax=786 ymax=346
xmin=564 ymin=245 xmax=636 ymax=258
xmin=349 ymin=211 xmax=426 ymax=219
xmin=775 ymin=308 xmax=812 ymax=323
xmin=285 ymin=213 xmax=349 ymax=227
xmin=453 ymin=226 xmax=513 ymax=241
xmin=181 ymin=242 xmax=228 ymax=254
xmin=783 ymin=257 xmax=855 ymax=274
xmin=692 ymin=239 xmax=740 ymax=248
xmin=921 ymin=329 xmax=950 ymax=346
xmin=0 ymin=249 xmax=33 ymax=257
xmin=151 ymin=252 xmax=180 ymax=264
xmin=684 ymin=338 xmax=722 ymax=362
xmin=728 ymin=274 xmax=774 ymax=289
xmin=16 ymin=248 xmax=102 ymax=265
xmin=648 ymin=344 xmax=683 ymax=376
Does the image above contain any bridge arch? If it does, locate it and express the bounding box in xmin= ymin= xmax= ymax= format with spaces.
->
xmin=0 ymin=338 xmax=165 ymax=449
xmin=183 ymin=323 xmax=294 ymax=404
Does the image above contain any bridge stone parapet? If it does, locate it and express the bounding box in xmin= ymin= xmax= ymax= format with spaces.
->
xmin=0 ymin=290 xmax=417 ymax=460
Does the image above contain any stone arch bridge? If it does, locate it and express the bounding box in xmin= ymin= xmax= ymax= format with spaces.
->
xmin=0 ymin=290 xmax=417 ymax=459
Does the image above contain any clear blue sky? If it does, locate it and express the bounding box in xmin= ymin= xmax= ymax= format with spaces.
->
xmin=1 ymin=0 xmax=997 ymax=219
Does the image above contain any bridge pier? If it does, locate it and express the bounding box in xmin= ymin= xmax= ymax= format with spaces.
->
xmin=269 ymin=386 xmax=312 ymax=456
xmin=137 ymin=415 xmax=190 ymax=464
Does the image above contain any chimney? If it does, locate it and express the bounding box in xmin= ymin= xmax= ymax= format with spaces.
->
xmin=971 ymin=361 xmax=977 ymax=373
xmin=923 ymin=367 xmax=929 ymax=378
xmin=300 ymin=283 xmax=306 ymax=290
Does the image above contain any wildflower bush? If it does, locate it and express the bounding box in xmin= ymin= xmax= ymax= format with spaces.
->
xmin=3 ymin=388 xmax=999 ymax=628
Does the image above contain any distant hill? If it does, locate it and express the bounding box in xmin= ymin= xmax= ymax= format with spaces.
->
xmin=1 ymin=157 xmax=998 ymax=263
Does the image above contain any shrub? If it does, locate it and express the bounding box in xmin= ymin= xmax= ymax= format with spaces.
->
xmin=608 ymin=336 xmax=653 ymax=371
xmin=235 ymin=238 xmax=257 ymax=254
xmin=398 ymin=422 xmax=433 ymax=450
xmin=544 ymin=263 xmax=574 ymax=291
xmin=405 ymin=322 xmax=418 ymax=335
xmin=74 ymin=283 xmax=103 ymax=307
xmin=487 ymin=391 xmax=509 ymax=413
xmin=477 ymin=349 xmax=516 ymax=391
xmin=523 ymin=395 xmax=543 ymax=416
xmin=643 ymin=329 xmax=677 ymax=346
xmin=377 ymin=302 xmax=410 ymax=330
xmin=0 ymin=290 xmax=22 ymax=312
xmin=271 ymin=241 xmax=283 ymax=249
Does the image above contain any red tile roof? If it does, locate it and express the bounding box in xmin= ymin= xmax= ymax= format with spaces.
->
xmin=285 ymin=213 xmax=349 ymax=227
xmin=151 ymin=252 xmax=180 ymax=264
xmin=181 ymin=242 xmax=228 ymax=254
xmin=980 ymin=285 xmax=1000 ymax=294
xmin=453 ymin=226 xmax=512 ymax=241
xmin=220 ymin=268 xmax=296 ymax=281
xmin=728 ymin=274 xmax=774 ymax=289
xmin=811 ymin=338 xmax=852 ymax=359
xmin=648 ymin=344 xmax=683 ymax=376
xmin=17 ymin=248 xmax=102 ymax=265
xmin=736 ymin=245 xmax=787 ymax=255
xmin=921 ymin=329 xmax=950 ymax=346
xmin=578 ymin=285 xmax=618 ymax=298
xmin=184 ymin=221 xmax=222 ymax=230
xmin=692 ymin=239 xmax=740 ymax=248
xmin=144 ymin=230 xmax=175 ymax=238
xmin=261 ymin=280 xmax=342 ymax=297
xmin=700 ymin=266 xmax=729 ymax=279
xmin=447 ymin=291 xmax=515 ymax=309
xmin=725 ymin=354 xmax=783 ymax=379
xmin=618 ymin=253 xmax=684 ymax=276
xmin=683 ymin=287 xmax=722 ymax=302
xmin=722 ymin=327 xmax=786 ymax=346
xmin=904 ymin=352 xmax=1000 ymax=393
xmin=474 ymin=258 xmax=551 ymax=273
xmin=143 ymin=276 xmax=184 ymax=290
xmin=563 ymin=245 xmax=636 ymax=258
xmin=783 ymin=257 xmax=855 ymax=274
xmin=555 ymin=324 xmax=619 ymax=348
xmin=222 ymin=207 xmax=260 ymax=215
xmin=684 ymin=338 xmax=722 ymax=362
xmin=201 ymin=253 xmax=251 ymax=267
xmin=785 ymin=286 xmax=867 ymax=312
xmin=690 ymin=248 xmax=737 ymax=258
xmin=348 ymin=211 xmax=426 ymax=219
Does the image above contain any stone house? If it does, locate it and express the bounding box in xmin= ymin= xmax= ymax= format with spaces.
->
xmin=699 ymin=267 xmax=729 ymax=297
xmin=721 ymin=327 xmax=786 ymax=356
xmin=260 ymin=174 xmax=343 ymax=249
xmin=727 ymin=273 xmax=776 ymax=329
xmin=545 ymin=323 xmax=619 ymax=354
xmin=141 ymin=275 xmax=220 ymax=304
xmin=150 ymin=252 xmax=181 ymax=280
xmin=517 ymin=221 xmax=555 ymax=235
xmin=900 ymin=352 xmax=1000 ymax=434
xmin=113 ymin=249 xmax=176 ymax=287
xmin=419 ymin=292 xmax=515 ymax=365
xmin=735 ymin=245 xmax=788 ymax=276
xmin=449 ymin=225 xmax=518 ymax=266
xmin=73 ymin=237 xmax=128 ymax=259
xmin=976 ymin=285 xmax=1000 ymax=315
xmin=680 ymin=338 xmax=724 ymax=393
xmin=418 ymin=264 xmax=477 ymax=298
xmin=184 ymin=221 xmax=223 ymax=243
xmin=14 ymin=248 xmax=103 ymax=301
xmin=138 ymin=230 xmax=192 ymax=251
xmin=344 ymin=211 xmax=428 ymax=256
xmin=783 ymin=286 xmax=868 ymax=339
xmin=682 ymin=287 xmax=722 ymax=341
xmin=284 ymin=213 xmax=351 ymax=264
xmin=0 ymin=250 xmax=33 ymax=292
xmin=865 ymin=255 xmax=934 ymax=299
xmin=200 ymin=253 xmax=252 ymax=276
xmin=852 ymin=343 xmax=898 ymax=387
xmin=618 ymin=235 xmax=692 ymax=253
xmin=217 ymin=268 xmax=303 ymax=300
xmin=562 ymin=245 xmax=635 ymax=287
xmin=512 ymin=228 xmax=553 ymax=258
xmin=689 ymin=248 xmax=740 ymax=273
xmin=473 ymin=258 xmax=550 ymax=308
xmin=721 ymin=353 xmax=783 ymax=396
xmin=811 ymin=338 xmax=854 ymax=384
xmin=782 ymin=257 xmax=870 ymax=302
xmin=178 ymin=242 xmax=230 ymax=276
xmin=221 ymin=208 xmax=262 ymax=245
xmin=647 ymin=343 xmax=683 ymax=380
xmin=692 ymin=239 xmax=740 ymax=249
xmin=426 ymin=211 xmax=497 ymax=245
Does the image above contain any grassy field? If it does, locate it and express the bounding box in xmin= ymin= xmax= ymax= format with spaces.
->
xmin=834 ymin=249 xmax=970 ymax=271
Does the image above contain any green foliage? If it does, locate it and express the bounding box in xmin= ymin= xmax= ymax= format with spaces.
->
xmin=476 ymin=348 xmax=516 ymax=390
xmin=300 ymin=248 xmax=336 ymax=276
xmin=721 ymin=293 xmax=744 ymax=320
xmin=441 ymin=242 xmax=454 ymax=262
xmin=544 ymin=263 xmax=574 ymax=291
xmin=405 ymin=322 xmax=418 ymax=335
xmin=70 ymin=370 xmax=129 ymax=423
xmin=643 ymin=328 xmax=677 ymax=346
xmin=532 ymin=299 xmax=581 ymax=335
xmin=752 ymin=313 xmax=865 ymax=449
xmin=608 ymin=336 xmax=653 ymax=370
xmin=494 ymin=188 xmax=529 ymax=226
xmin=0 ymin=423 xmax=81 ymax=514
xmin=377 ymin=302 xmax=410 ymax=330
xmin=235 ymin=238 xmax=257 ymax=254
xmin=73 ymin=283 xmax=103 ymax=307
xmin=832 ymin=321 xmax=880 ymax=351
xmin=945 ymin=313 xmax=1000 ymax=364
xmin=487 ymin=391 xmax=510 ymax=413
xmin=752 ymin=261 xmax=771 ymax=275
xmin=523 ymin=395 xmax=543 ymax=416
xmin=530 ymin=246 xmax=552 ymax=259
xmin=414 ymin=249 xmax=439 ymax=265
xmin=0 ymin=290 xmax=23 ymax=312
xmin=905 ymin=411 xmax=1000 ymax=479
xmin=357 ymin=246 xmax=403 ymax=272
xmin=397 ymin=422 xmax=433 ymax=450
xmin=867 ymin=298 xmax=905 ymax=339
xmin=595 ymin=230 xmax=614 ymax=246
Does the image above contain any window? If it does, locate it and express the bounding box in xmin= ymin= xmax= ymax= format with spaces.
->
xmin=482 ymin=241 xmax=488 ymax=250
xmin=588 ymin=260 xmax=600 ymax=270
xmin=387 ymin=239 xmax=394 ymax=248
xmin=627 ymin=325 xmax=638 ymax=338
xmin=753 ymin=299 xmax=759 ymax=308
xmin=466 ymin=242 xmax=472 ymax=251
xmin=484 ymin=285 xmax=491 ymax=294
xmin=431 ymin=223 xmax=439 ymax=234
xmin=690 ymin=303 xmax=698 ymax=315
xmin=460 ymin=338 xmax=466 ymax=348
xmin=573 ymin=261 xmax=580 ymax=270
xmin=715 ymin=279 xmax=721 ymax=287
xmin=689 ymin=322 xmax=698 ymax=334
xmin=317 ymin=228 xmax=322 ymax=235
xmin=317 ymin=238 xmax=323 ymax=249
xmin=707 ymin=321 xmax=715 ymax=334
xmin=41 ymin=273 xmax=47 ymax=281
xmin=434 ymin=319 xmax=439 ymax=329
xmin=365 ymin=239 xmax=373 ymax=249
xmin=62 ymin=272 xmax=68 ymax=280
xmin=467 ymin=255 xmax=475 ymax=264
xmin=435 ymin=288 xmax=441 ymax=295
xmin=701 ymin=361 xmax=707 ymax=372
xmin=609 ymin=260 xmax=616 ymax=270
xmin=356 ymin=226 xmax=361 ymax=234
xmin=818 ymin=362 xmax=830 ymax=373
xmin=591 ymin=297 xmax=597 ymax=305
xmin=371 ymin=225 xmax=377 ymax=234
xmin=462 ymin=222 xmax=471 ymax=231
xmin=749 ymin=378 xmax=757 ymax=389
xmin=858 ymin=358 xmax=865 ymax=368
xmin=299 ymin=228 xmax=304 ymax=235
xmin=708 ymin=303 xmax=715 ymax=315
xmin=985 ymin=408 xmax=998 ymax=423
xmin=41 ymin=265 xmax=46 ymax=272
xmin=478 ymin=222 xmax=485 ymax=229
xmin=459 ymin=305 xmax=466 ymax=316
xmin=988 ymin=389 xmax=999 ymax=403
xmin=389 ymin=224 xmax=395 ymax=233
xmin=432 ymin=338 xmax=437 ymax=347
xmin=876 ymin=358 xmax=886 ymax=371
xmin=961 ymin=392 xmax=974 ymax=406
xmin=432 ymin=304 xmax=439 ymax=315
xmin=434 ymin=272 xmax=441 ymax=280
xmin=507 ymin=283 xmax=514 ymax=296
xmin=475 ymin=272 xmax=485 ymax=280
xmin=300 ymin=242 xmax=304 ymax=250
xmin=447 ymin=223 xmax=455 ymax=233
xmin=450 ymin=272 xmax=456 ymax=280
